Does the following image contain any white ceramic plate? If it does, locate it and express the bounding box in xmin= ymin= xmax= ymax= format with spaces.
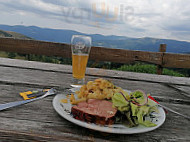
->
xmin=52 ymin=90 xmax=166 ymax=134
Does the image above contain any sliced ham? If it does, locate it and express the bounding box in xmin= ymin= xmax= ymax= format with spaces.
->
xmin=71 ymin=99 xmax=117 ymax=125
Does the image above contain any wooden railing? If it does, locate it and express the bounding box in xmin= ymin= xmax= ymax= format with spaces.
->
xmin=0 ymin=37 xmax=190 ymax=74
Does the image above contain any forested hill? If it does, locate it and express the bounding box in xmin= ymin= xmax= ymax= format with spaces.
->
xmin=0 ymin=29 xmax=32 ymax=39
xmin=93 ymin=37 xmax=190 ymax=53
xmin=0 ymin=24 xmax=190 ymax=53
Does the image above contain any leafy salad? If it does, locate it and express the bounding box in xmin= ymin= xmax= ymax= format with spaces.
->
xmin=112 ymin=90 xmax=159 ymax=127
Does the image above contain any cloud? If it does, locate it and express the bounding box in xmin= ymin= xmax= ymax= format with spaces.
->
xmin=0 ymin=0 xmax=63 ymax=15
xmin=0 ymin=0 xmax=190 ymax=41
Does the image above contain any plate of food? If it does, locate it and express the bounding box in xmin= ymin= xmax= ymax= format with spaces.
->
xmin=53 ymin=78 xmax=166 ymax=134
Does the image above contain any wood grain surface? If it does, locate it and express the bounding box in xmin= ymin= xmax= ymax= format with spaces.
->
xmin=0 ymin=58 xmax=189 ymax=142
xmin=157 ymin=44 xmax=166 ymax=75
xmin=1 ymin=38 xmax=190 ymax=69
xmin=0 ymin=38 xmax=163 ymax=65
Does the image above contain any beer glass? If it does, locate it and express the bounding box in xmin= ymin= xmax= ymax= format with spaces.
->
xmin=71 ymin=35 xmax=91 ymax=87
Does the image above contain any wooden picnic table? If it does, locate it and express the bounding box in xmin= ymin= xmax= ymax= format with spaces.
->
xmin=0 ymin=57 xmax=189 ymax=141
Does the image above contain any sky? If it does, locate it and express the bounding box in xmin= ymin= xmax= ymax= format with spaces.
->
xmin=0 ymin=0 xmax=190 ymax=41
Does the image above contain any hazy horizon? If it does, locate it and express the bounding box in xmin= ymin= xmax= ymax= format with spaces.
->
xmin=0 ymin=0 xmax=190 ymax=42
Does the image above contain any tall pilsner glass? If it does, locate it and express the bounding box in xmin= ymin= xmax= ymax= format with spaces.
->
xmin=71 ymin=35 xmax=91 ymax=87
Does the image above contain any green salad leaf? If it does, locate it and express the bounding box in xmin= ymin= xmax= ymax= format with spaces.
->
xmin=131 ymin=103 xmax=157 ymax=127
xmin=112 ymin=90 xmax=159 ymax=127
xmin=112 ymin=92 xmax=130 ymax=112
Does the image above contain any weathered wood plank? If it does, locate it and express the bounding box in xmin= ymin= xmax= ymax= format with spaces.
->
xmin=167 ymin=85 xmax=190 ymax=98
xmin=163 ymin=53 xmax=190 ymax=68
xmin=0 ymin=130 xmax=85 ymax=142
xmin=0 ymin=118 xmax=94 ymax=142
xmin=0 ymin=37 xmax=72 ymax=58
xmin=90 ymin=46 xmax=163 ymax=64
xmin=0 ymin=58 xmax=190 ymax=86
xmin=0 ymin=38 xmax=162 ymax=65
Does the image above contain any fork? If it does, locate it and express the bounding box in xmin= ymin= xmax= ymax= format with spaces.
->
xmin=0 ymin=88 xmax=56 ymax=111
xmin=158 ymin=103 xmax=190 ymax=120
xmin=148 ymin=96 xmax=190 ymax=120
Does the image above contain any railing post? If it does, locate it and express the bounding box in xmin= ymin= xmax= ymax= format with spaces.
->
xmin=157 ymin=44 xmax=166 ymax=75
xmin=27 ymin=54 xmax=31 ymax=60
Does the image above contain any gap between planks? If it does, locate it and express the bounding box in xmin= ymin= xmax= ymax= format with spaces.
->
xmin=0 ymin=63 xmax=190 ymax=87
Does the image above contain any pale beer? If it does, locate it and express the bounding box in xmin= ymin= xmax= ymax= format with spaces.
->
xmin=72 ymin=54 xmax=89 ymax=79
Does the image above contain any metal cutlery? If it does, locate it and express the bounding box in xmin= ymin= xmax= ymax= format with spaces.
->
xmin=158 ymin=103 xmax=190 ymax=120
xmin=0 ymin=88 xmax=56 ymax=111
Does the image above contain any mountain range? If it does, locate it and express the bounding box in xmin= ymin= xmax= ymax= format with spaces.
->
xmin=0 ymin=24 xmax=190 ymax=53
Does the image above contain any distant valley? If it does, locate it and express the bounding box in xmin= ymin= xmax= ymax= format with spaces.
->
xmin=0 ymin=24 xmax=190 ymax=53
